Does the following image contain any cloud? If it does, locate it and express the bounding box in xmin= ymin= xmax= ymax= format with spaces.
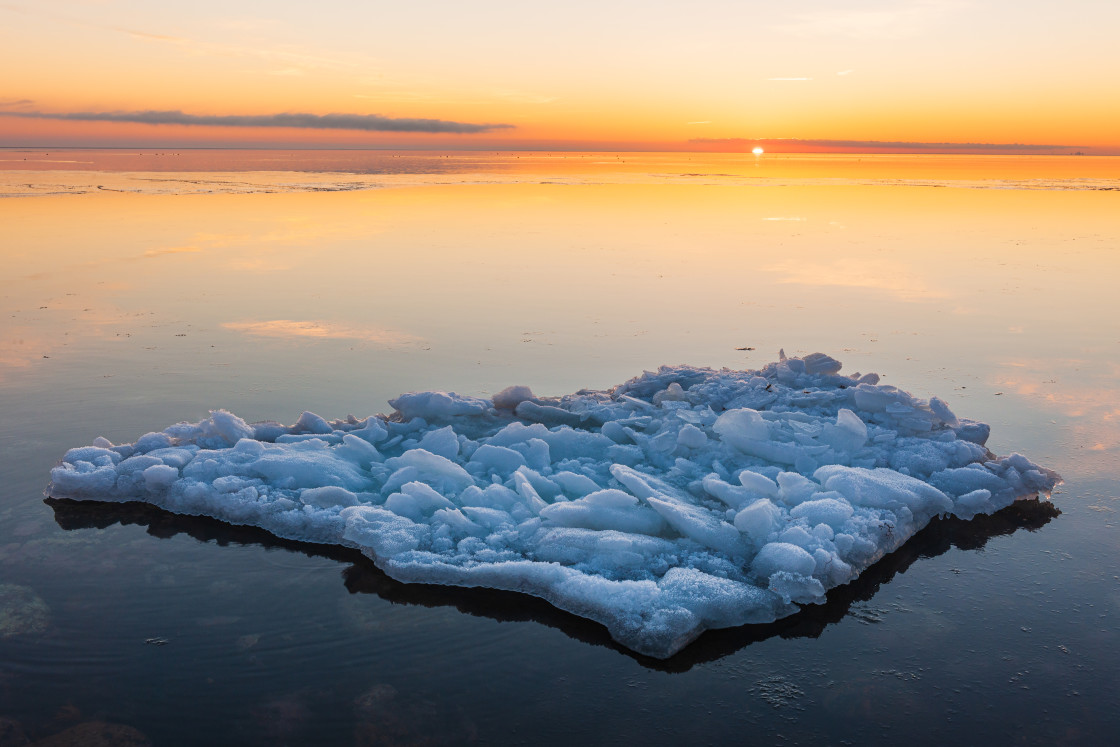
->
xmin=352 ymin=92 xmax=440 ymax=104
xmin=0 ymin=98 xmax=33 ymax=108
xmin=836 ymin=69 xmax=855 ymax=76
xmin=2 ymin=2 xmax=386 ymax=78
xmin=2 ymin=109 xmax=514 ymax=134
xmin=142 ymin=246 xmax=203 ymax=258
xmin=355 ymin=87 xmax=557 ymax=107
xmin=119 ymin=28 xmax=181 ymax=43
xmin=689 ymin=137 xmax=1078 ymax=153
xmin=116 ymin=26 xmax=362 ymax=73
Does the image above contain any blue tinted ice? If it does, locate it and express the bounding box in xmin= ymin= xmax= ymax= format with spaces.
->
xmin=49 ymin=353 xmax=1060 ymax=657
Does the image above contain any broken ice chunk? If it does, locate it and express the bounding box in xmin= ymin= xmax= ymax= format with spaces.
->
xmin=49 ymin=352 xmax=1060 ymax=659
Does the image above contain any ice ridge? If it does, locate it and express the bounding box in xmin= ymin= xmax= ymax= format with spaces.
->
xmin=48 ymin=353 xmax=1060 ymax=658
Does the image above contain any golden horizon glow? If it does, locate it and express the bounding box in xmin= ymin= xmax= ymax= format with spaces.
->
xmin=5 ymin=179 xmax=1119 ymax=472
xmin=2 ymin=1 xmax=1119 ymax=152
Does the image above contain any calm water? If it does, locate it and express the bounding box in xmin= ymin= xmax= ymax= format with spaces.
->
xmin=1 ymin=151 xmax=1118 ymax=744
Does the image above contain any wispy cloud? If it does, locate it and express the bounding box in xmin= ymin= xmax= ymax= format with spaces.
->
xmin=118 ymin=28 xmax=181 ymax=43
xmin=116 ymin=26 xmax=364 ymax=73
xmin=354 ymin=87 xmax=556 ymax=107
xmin=836 ymin=69 xmax=855 ymax=76
xmin=352 ymin=91 xmax=440 ymax=104
xmin=142 ymin=246 xmax=202 ymax=258
xmin=2 ymin=109 xmax=514 ymax=134
xmin=0 ymin=98 xmax=33 ymax=108
xmin=2 ymin=2 xmax=381 ymax=77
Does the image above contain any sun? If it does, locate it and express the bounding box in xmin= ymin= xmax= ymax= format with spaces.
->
xmin=751 ymin=146 xmax=765 ymax=155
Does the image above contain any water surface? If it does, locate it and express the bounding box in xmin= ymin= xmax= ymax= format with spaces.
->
xmin=1 ymin=152 xmax=1117 ymax=744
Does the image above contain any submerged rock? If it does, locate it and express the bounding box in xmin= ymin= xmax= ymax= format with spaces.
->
xmin=0 ymin=585 xmax=50 ymax=640
xmin=31 ymin=722 xmax=149 ymax=747
xmin=354 ymin=684 xmax=476 ymax=746
xmin=0 ymin=717 xmax=30 ymax=747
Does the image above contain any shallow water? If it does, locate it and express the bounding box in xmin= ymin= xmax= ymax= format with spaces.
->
xmin=1 ymin=152 xmax=1118 ymax=744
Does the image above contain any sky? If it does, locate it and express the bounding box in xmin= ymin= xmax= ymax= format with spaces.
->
xmin=2 ymin=0 xmax=1119 ymax=152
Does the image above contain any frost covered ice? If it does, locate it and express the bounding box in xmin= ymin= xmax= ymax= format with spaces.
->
xmin=49 ymin=352 xmax=1060 ymax=658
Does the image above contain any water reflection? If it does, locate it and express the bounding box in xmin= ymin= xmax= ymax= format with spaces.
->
xmin=4 ymin=153 xmax=1115 ymax=742
xmin=45 ymin=496 xmax=1060 ymax=672
xmin=992 ymin=356 xmax=1120 ymax=467
xmin=762 ymin=257 xmax=952 ymax=301
xmin=222 ymin=320 xmax=422 ymax=345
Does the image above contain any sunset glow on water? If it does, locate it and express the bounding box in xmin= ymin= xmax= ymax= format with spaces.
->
xmin=2 ymin=0 xmax=1119 ymax=742
xmin=1 ymin=150 xmax=1118 ymax=742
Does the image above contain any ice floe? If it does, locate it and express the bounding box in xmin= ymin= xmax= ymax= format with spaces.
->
xmin=49 ymin=352 xmax=1060 ymax=657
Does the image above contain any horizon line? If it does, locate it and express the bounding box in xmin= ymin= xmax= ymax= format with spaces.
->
xmin=1 ymin=144 xmax=1116 ymax=156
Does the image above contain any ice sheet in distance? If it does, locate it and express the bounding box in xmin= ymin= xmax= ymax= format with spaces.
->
xmin=49 ymin=353 xmax=1060 ymax=658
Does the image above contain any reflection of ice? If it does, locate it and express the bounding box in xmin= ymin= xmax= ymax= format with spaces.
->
xmin=46 ymin=490 xmax=1060 ymax=669
xmin=49 ymin=353 xmax=1059 ymax=658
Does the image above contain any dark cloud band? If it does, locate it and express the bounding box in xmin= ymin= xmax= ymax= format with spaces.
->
xmin=3 ymin=109 xmax=514 ymax=134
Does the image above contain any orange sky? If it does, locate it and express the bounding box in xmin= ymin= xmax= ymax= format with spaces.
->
xmin=2 ymin=1 xmax=1119 ymax=152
